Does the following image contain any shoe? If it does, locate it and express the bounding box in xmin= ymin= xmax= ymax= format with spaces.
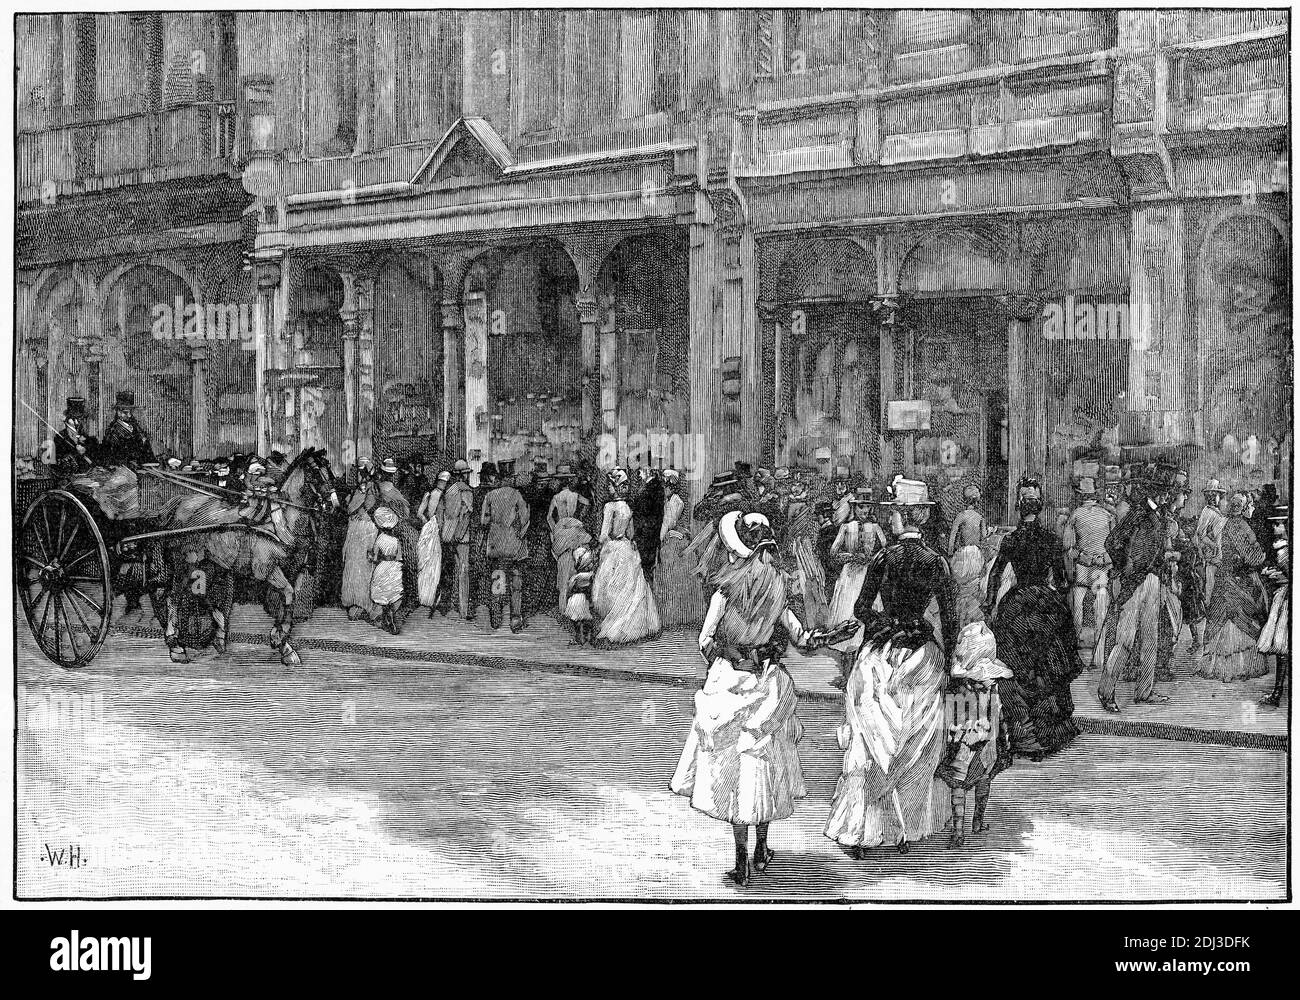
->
xmin=752 ymin=846 xmax=775 ymax=873
xmin=896 ymin=839 xmax=909 ymax=854
xmin=1099 ymin=697 xmax=1121 ymax=714
xmin=510 ymin=618 xmax=524 ymax=633
xmin=725 ymin=859 xmax=749 ymax=887
xmin=1135 ymin=693 xmax=1170 ymax=704
xmin=1260 ymin=694 xmax=1282 ymax=707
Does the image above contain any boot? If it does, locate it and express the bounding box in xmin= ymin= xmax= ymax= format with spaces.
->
xmin=752 ymin=823 xmax=774 ymax=873
xmin=726 ymin=825 xmax=749 ymax=886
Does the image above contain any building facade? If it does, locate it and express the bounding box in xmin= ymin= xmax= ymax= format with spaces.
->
xmin=15 ymin=9 xmax=1291 ymax=519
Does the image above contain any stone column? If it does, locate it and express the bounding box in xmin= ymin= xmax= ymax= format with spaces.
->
xmin=561 ymin=235 xmax=617 ymax=455
xmin=434 ymin=251 xmax=473 ymax=460
xmin=251 ymin=256 xmax=282 ymax=458
xmin=757 ymin=301 xmax=779 ymax=465
xmin=1003 ymin=294 xmax=1040 ymax=524
xmin=189 ymin=344 xmax=210 ymax=458
xmin=462 ymin=264 xmax=491 ymax=469
xmin=340 ymin=271 xmax=376 ymax=464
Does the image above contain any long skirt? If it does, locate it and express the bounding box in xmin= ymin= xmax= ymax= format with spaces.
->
xmin=825 ymin=638 xmax=948 ymax=849
xmin=593 ymin=538 xmax=661 ymax=644
xmin=829 ymin=562 xmax=870 ymax=628
xmin=1197 ymin=572 xmax=1270 ymax=681
xmin=990 ymin=584 xmax=1082 ymax=758
xmin=653 ymin=533 xmax=708 ymax=626
xmin=789 ymin=536 xmax=830 ymax=630
xmin=417 ymin=518 xmax=443 ymax=607
xmin=551 ymin=518 xmax=592 ymax=616
xmin=1259 ymin=584 xmax=1290 ymax=655
xmin=341 ymin=513 xmax=379 ymax=618
xmin=371 ymin=560 xmax=403 ymax=608
xmin=671 ymin=658 xmax=805 ymax=825
xmin=395 ymin=522 xmax=422 ymax=607
xmin=950 ymin=544 xmax=987 ymax=627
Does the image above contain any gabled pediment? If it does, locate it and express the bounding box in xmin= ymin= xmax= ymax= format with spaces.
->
xmin=410 ymin=117 xmax=514 ymax=188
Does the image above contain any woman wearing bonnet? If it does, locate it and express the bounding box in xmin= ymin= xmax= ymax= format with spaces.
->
xmin=671 ymin=511 xmax=852 ymax=887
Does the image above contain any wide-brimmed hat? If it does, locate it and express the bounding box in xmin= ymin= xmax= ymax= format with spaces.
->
xmin=709 ymin=471 xmax=739 ymax=492
xmin=374 ymin=506 xmax=399 ymax=530
xmin=114 ymin=390 xmax=136 ymax=409
xmin=64 ymin=396 xmax=87 ymax=419
xmin=848 ymin=487 xmax=875 ymax=506
xmin=379 ymin=457 xmax=398 ymax=474
xmin=719 ymin=510 xmax=774 ymax=559
xmin=451 ymin=459 xmax=471 ymax=475
xmin=662 ymin=468 xmax=681 ymax=483
xmin=1141 ymin=462 xmax=1182 ymax=490
xmin=1203 ymin=478 xmax=1227 ymax=496
xmin=435 ymin=470 xmax=452 ymax=485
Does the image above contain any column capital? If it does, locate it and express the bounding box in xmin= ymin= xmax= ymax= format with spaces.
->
xmin=1000 ymin=293 xmax=1044 ymax=322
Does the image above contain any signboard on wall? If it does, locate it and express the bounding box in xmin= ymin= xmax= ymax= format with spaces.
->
xmin=888 ymin=399 xmax=932 ymax=431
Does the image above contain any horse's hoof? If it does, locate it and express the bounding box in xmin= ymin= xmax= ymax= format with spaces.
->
xmin=948 ymin=835 xmax=965 ymax=850
xmin=281 ymin=648 xmax=302 ymax=668
xmin=169 ymin=647 xmax=190 ymax=664
xmin=213 ymin=639 xmax=227 ymax=655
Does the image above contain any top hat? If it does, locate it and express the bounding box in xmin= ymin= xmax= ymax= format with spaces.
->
xmin=878 ymin=474 xmax=933 ymax=507
xmin=848 ymin=487 xmax=875 ymax=506
xmin=380 ymin=457 xmax=399 ymax=474
xmin=479 ymin=461 xmax=499 ymax=479
xmin=497 ymin=459 xmax=516 ymax=477
xmin=1142 ymin=462 xmax=1182 ymax=490
xmin=734 ymin=461 xmax=754 ymax=478
xmin=1074 ymin=476 xmax=1098 ymax=496
xmin=554 ymin=463 xmax=576 ymax=479
xmin=114 ymin=390 xmax=136 ymax=409
xmin=814 ymin=499 xmax=835 ymax=516
xmin=709 ymin=471 xmax=739 ymax=491
xmin=64 ymin=396 xmax=87 ymax=419
xmin=833 ymin=466 xmax=851 ymax=481
xmin=451 ymin=459 xmax=471 ymax=475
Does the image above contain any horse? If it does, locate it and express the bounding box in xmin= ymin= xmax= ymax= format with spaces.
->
xmin=150 ymin=447 xmax=340 ymax=665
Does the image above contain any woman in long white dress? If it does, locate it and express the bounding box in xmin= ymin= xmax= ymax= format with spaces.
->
xmin=416 ymin=470 xmax=449 ymax=616
xmin=342 ymin=461 xmax=380 ymax=621
xmin=825 ymin=477 xmax=956 ymax=856
xmin=593 ymin=468 xmax=661 ymax=644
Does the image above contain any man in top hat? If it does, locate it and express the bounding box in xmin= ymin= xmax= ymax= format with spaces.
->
xmin=435 ymin=459 xmax=477 ymax=619
xmin=101 ymin=390 xmax=155 ymax=467
xmin=54 ymin=396 xmax=98 ymax=473
xmin=630 ymin=463 xmax=666 ymax=584
xmin=1191 ymin=478 xmax=1229 ymax=651
xmin=1096 ymin=464 xmax=1177 ymax=712
xmin=1063 ymin=475 xmax=1115 ymax=660
xmin=481 ymin=459 xmax=530 ymax=631
xmin=687 ymin=471 xmax=752 ymax=598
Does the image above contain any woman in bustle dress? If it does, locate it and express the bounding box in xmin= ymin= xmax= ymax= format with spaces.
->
xmin=342 ymin=458 xmax=381 ymax=621
xmin=825 ymin=476 xmax=958 ymax=857
xmin=983 ymin=479 xmax=1082 ymax=759
xmin=652 ymin=468 xmax=708 ymax=626
xmin=592 ymin=468 xmax=661 ymax=644
xmin=671 ymin=511 xmax=847 ymax=886
xmin=415 ymin=470 xmax=449 ymax=616
xmin=1196 ymin=491 xmax=1271 ymax=682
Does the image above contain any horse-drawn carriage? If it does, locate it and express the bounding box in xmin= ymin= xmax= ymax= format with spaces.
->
xmin=16 ymin=450 xmax=340 ymax=669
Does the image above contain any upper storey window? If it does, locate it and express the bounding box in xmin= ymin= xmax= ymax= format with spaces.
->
xmin=519 ymin=10 xmax=560 ymax=135
xmin=618 ymin=11 xmax=682 ymax=118
xmin=756 ymin=10 xmax=856 ymax=77
xmin=305 ymin=11 xmax=359 ymax=157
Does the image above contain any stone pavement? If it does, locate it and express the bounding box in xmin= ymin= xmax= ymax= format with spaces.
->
xmin=98 ymin=598 xmax=1288 ymax=750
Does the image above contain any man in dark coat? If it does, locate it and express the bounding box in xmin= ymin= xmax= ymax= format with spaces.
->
xmin=54 ymin=396 xmax=97 ymax=473
xmin=100 ymin=390 xmax=155 ymax=466
xmin=481 ymin=459 xmax=530 ymax=632
xmin=630 ymin=465 xmax=666 ymax=583
xmin=1096 ymin=465 xmax=1175 ymax=713
xmin=435 ymin=459 xmax=476 ymax=619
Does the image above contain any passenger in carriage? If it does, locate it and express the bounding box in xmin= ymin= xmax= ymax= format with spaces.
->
xmin=100 ymin=390 xmax=155 ymax=467
xmin=54 ymin=396 xmax=98 ymax=473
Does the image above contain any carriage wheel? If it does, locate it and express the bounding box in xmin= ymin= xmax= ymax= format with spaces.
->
xmin=17 ymin=490 xmax=112 ymax=668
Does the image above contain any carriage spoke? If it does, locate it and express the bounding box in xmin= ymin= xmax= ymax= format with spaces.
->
xmin=66 ymin=585 xmax=105 ymax=617
xmin=29 ymin=514 xmax=51 ymax=563
xmin=57 ymin=520 xmax=83 ymax=564
xmin=53 ymin=598 xmax=63 ymax=662
xmin=63 ymin=588 xmax=95 ymax=638
xmin=19 ymin=553 xmax=49 ymax=571
xmin=32 ymin=592 xmax=52 ymax=635
xmin=53 ymin=507 xmax=68 ymax=564
xmin=58 ymin=596 xmax=83 ymax=661
xmin=62 ymin=546 xmax=102 ymax=573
